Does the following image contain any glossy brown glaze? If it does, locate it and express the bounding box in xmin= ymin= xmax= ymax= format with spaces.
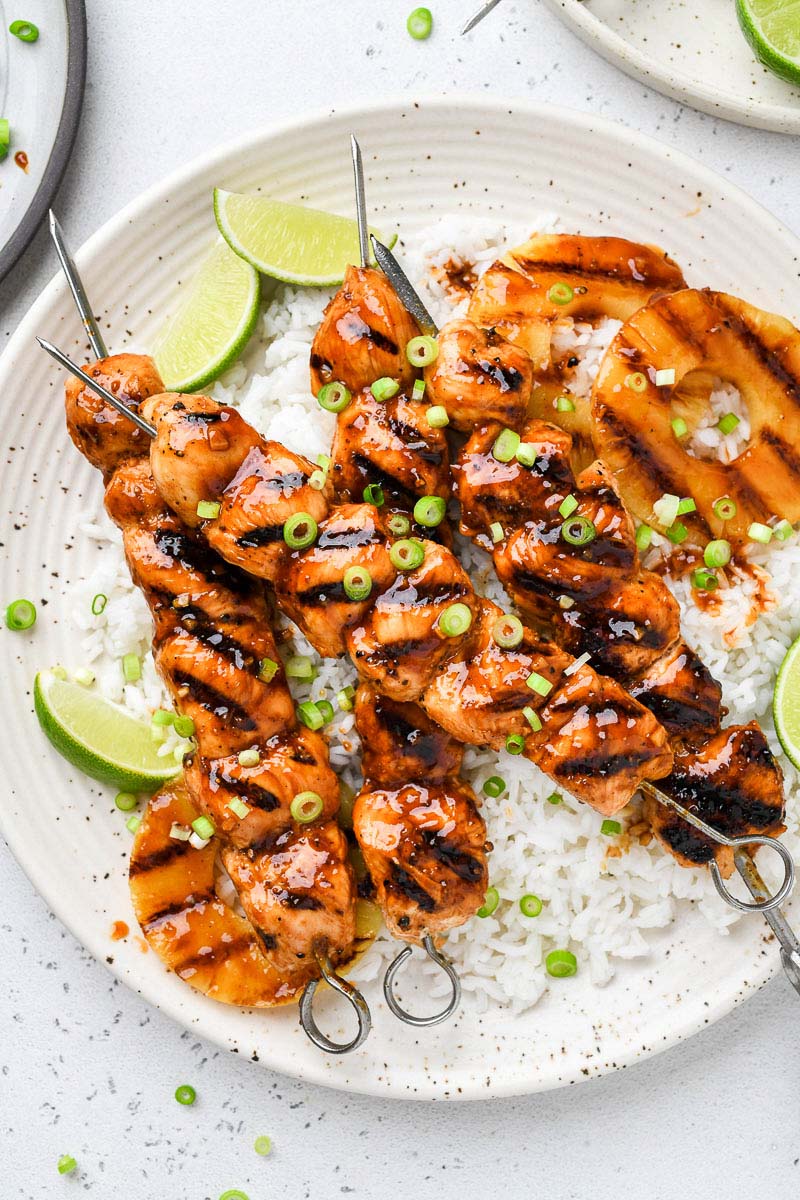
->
xmin=65 ymin=352 xmax=164 ymax=478
xmin=423 ymin=318 xmax=533 ymax=432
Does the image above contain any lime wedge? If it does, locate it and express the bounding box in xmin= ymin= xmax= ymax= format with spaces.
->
xmin=736 ymin=0 xmax=800 ymax=86
xmin=152 ymin=238 xmax=260 ymax=392
xmin=34 ymin=670 xmax=180 ymax=792
xmin=214 ymin=189 xmax=396 ymax=287
xmin=774 ymin=634 xmax=800 ymax=769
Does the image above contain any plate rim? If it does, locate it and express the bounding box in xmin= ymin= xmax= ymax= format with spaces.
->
xmin=2 ymin=91 xmax=796 ymax=1100
xmin=542 ymin=0 xmax=800 ymax=135
xmin=0 ymin=0 xmax=87 ymax=282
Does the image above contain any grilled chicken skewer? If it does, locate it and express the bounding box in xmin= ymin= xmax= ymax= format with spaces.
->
xmin=365 ymin=234 xmax=796 ymax=931
xmin=51 ymin=218 xmax=372 ymax=1052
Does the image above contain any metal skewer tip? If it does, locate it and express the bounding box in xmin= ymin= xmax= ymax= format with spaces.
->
xmin=350 ymin=135 xmax=370 ymax=270
xmin=36 ymin=337 xmax=157 ymax=438
xmin=370 ymin=235 xmax=438 ymax=336
xmin=48 ymin=210 xmax=108 ymax=361
xmin=461 ymin=0 xmax=504 ymax=35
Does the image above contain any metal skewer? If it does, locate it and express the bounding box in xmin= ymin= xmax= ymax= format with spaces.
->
xmin=461 ymin=0 xmax=504 ymax=35
xmin=43 ymin=216 xmax=372 ymax=1055
xmin=350 ymin=135 xmax=371 ymax=271
xmin=363 ymin=226 xmax=800 ymax=998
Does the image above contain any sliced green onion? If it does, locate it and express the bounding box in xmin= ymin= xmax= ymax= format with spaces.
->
xmin=196 ymin=499 xmax=221 ymax=520
xmin=121 ymin=653 xmax=141 ymax=683
xmin=560 ymin=516 xmax=596 ymax=547
xmin=74 ymin=667 xmax=95 ymax=687
xmin=317 ymin=381 xmax=352 ymax=413
xmin=238 ymin=748 xmax=260 ymax=768
xmin=91 ymin=592 xmax=108 ymax=616
xmin=676 ymin=497 xmax=697 ymax=516
xmin=297 ymin=701 xmax=324 ymax=731
xmin=174 ymin=1084 xmax=196 ymax=1106
xmin=655 ymin=368 xmax=676 ymax=387
xmin=490 ymin=522 xmax=504 ymax=544
xmin=547 ymin=282 xmax=574 ymax=305
xmin=439 ymin=602 xmax=473 ymax=638
xmin=691 ymin=568 xmax=718 ymax=592
xmin=191 ymin=816 xmax=215 ymax=841
xmin=115 ymin=792 xmax=137 ymax=812
xmin=773 ymin=519 xmax=794 ymax=541
xmin=546 ymin=792 xmax=562 ymax=805
xmin=371 ymin=376 xmax=400 ymax=402
xmin=170 ymin=823 xmax=191 ymax=842
xmin=412 ymin=379 xmax=427 ymax=401
xmin=519 ymin=894 xmax=543 ymax=918
xmin=704 ymin=538 xmax=731 ymax=568
xmin=387 ymin=512 xmax=411 ymax=537
xmin=51 ymin=664 xmax=67 ymax=680
xmin=425 ymin=404 xmax=448 ymax=428
xmin=406 ymin=334 xmax=439 ymax=367
xmin=5 ymin=598 xmax=36 ymax=630
xmin=546 ymin=949 xmax=578 ymax=978
xmin=713 ymin=496 xmax=737 ymax=521
xmin=748 ymin=521 xmax=773 ymax=545
xmin=152 ymin=708 xmax=174 ymax=727
xmin=492 ymin=428 xmax=521 ymax=463
xmin=254 ymin=1135 xmax=272 ymax=1157
xmin=555 ymin=395 xmax=576 ymax=413
xmin=565 ymin=651 xmax=591 ymax=677
xmin=219 ymin=1192 xmax=251 ymax=1200
xmin=601 ymin=819 xmax=621 ymax=836
xmin=505 ymin=733 xmax=525 ymax=755
xmin=363 ymin=483 xmax=384 ymax=507
xmin=126 ymin=815 xmax=141 ymax=835
xmin=316 ymin=699 xmax=335 ymax=724
xmin=526 ymin=671 xmax=552 ymax=697
xmin=482 ymin=776 xmax=506 ymax=798
xmin=291 ymin=790 xmax=324 ymax=823
xmin=406 ymin=6 xmax=433 ymax=38
xmin=413 ymin=495 xmax=446 ymax=527
xmin=717 ymin=412 xmax=741 ymax=436
xmin=515 ymin=442 xmax=537 ymax=468
xmin=653 ymin=493 xmax=680 ymax=528
xmin=317 ymin=453 xmax=331 ymax=473
xmin=558 ymin=494 xmax=578 ymax=519
xmin=228 ymin=796 xmax=250 ymax=820
xmin=522 ymin=705 xmax=542 ymax=732
xmin=258 ymin=657 xmax=279 ymax=683
xmin=174 ymin=715 xmax=195 ymax=739
xmin=9 ymin=19 xmax=38 ymax=41
xmin=476 ymin=886 xmax=500 ymax=918
xmin=308 ymin=469 xmax=327 ymax=491
xmin=343 ymin=565 xmax=373 ymax=602
xmin=635 ymin=524 xmax=653 ymax=553
xmin=57 ymin=1155 xmax=77 ymax=1176
xmin=671 ymin=417 xmax=688 ymax=438
xmin=283 ymin=512 xmax=318 ymax=550
xmin=337 ymin=685 xmax=356 ymax=712
xmin=389 ymin=538 xmax=425 ymax=571
xmin=666 ymin=522 xmax=688 ymax=545
xmin=624 ymin=371 xmax=648 ymax=393
xmin=492 ymin=614 xmax=523 ymax=649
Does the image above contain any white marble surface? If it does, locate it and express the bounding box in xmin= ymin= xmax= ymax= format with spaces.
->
xmin=2 ymin=1 xmax=800 ymax=1196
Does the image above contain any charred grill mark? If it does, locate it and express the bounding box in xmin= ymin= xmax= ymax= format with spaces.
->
xmin=351 ymin=452 xmax=416 ymax=507
xmin=341 ymin=311 xmax=398 ymax=355
xmin=317 ymin=522 xmax=382 ymax=551
xmin=173 ymin=671 xmax=257 ymax=731
xmin=552 ymin=746 xmax=661 ymax=779
xmin=371 ymin=703 xmax=443 ymax=769
xmin=386 ymin=415 xmax=444 ymax=464
xmin=176 ymin=933 xmax=255 ymax=975
xmin=129 ymin=838 xmax=192 ymax=876
xmin=179 ymin=608 xmax=260 ymax=674
xmin=389 ymin=863 xmax=436 ymax=911
xmin=380 ymin=580 xmax=470 ymax=608
xmin=721 ymin=303 xmax=800 ymax=409
xmin=154 ymin=528 xmax=250 ymax=592
xmin=310 ymin=352 xmax=331 ymax=376
xmin=421 ymin=830 xmax=484 ymax=882
xmin=278 ymin=891 xmax=324 ymax=911
xmin=210 ymin=767 xmax=281 ymax=811
xmin=760 ymin=426 xmax=800 ymax=474
xmin=179 ymin=410 xmax=225 ymax=425
xmin=292 ymin=579 xmax=350 ymax=607
xmin=235 ymin=523 xmax=285 ymax=549
xmin=141 ymin=890 xmax=217 ymax=929
xmin=258 ymin=930 xmax=278 ymax=950
xmin=513 ymin=255 xmax=673 ymax=284
xmin=473 ymin=357 xmax=523 ymax=393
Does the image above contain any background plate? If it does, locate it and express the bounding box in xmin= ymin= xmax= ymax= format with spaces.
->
xmin=544 ymin=0 xmax=800 ymax=134
xmin=0 ymin=95 xmax=796 ymax=1100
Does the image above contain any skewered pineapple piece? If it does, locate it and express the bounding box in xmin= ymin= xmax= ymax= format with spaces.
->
xmin=591 ymin=288 xmax=800 ymax=543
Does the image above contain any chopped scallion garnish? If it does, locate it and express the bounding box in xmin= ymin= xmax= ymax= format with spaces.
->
xmin=655 ymin=368 xmax=676 ymax=387
xmin=748 ymin=521 xmax=773 ymax=545
xmin=283 ymin=511 xmax=318 ymax=550
xmin=121 ymin=653 xmax=141 ymax=683
xmin=519 ymin=894 xmax=543 ymax=918
xmin=545 ymin=949 xmax=578 ymax=978
xmin=482 ymin=776 xmax=506 ymax=798
xmin=704 ymin=539 xmax=731 ymax=569
xmin=425 ymin=404 xmax=448 ymax=428
xmin=174 ymin=1084 xmax=196 ymax=1106
xmin=91 ymin=592 xmax=107 ymax=616
xmin=492 ymin=428 xmax=521 ymax=463
xmin=5 ymin=597 xmax=36 ymax=630
xmin=717 ymin=412 xmax=741 ymax=436
xmin=196 ymin=500 xmax=221 ymax=520
xmin=371 ymin=376 xmax=400 ymax=402
xmin=439 ymin=602 xmax=472 ymax=638
xmin=601 ymin=819 xmax=621 ymax=836
xmin=291 ymin=790 xmax=324 ymax=823
xmin=476 ymin=886 xmax=500 ymax=918
xmin=406 ymin=334 xmax=439 ymax=366
xmin=237 ymin=748 xmax=260 ymax=768
xmin=285 ymin=655 xmax=316 ymax=682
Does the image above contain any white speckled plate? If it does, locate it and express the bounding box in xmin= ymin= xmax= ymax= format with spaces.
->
xmin=543 ymin=0 xmax=800 ymax=133
xmin=1 ymin=96 xmax=797 ymax=1100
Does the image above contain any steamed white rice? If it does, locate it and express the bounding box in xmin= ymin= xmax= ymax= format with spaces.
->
xmin=68 ymin=214 xmax=800 ymax=1013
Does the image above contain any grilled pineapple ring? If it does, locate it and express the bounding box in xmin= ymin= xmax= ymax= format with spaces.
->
xmin=468 ymin=234 xmax=686 ymax=466
xmin=592 ymin=288 xmax=800 ymax=543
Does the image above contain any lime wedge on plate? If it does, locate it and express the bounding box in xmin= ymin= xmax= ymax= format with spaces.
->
xmin=34 ymin=670 xmax=180 ymax=792
xmin=214 ymin=189 xmax=396 ymax=286
xmin=774 ymin=634 xmax=800 ymax=769
xmin=152 ymin=238 xmax=260 ymax=392
xmin=736 ymin=0 xmax=800 ymax=85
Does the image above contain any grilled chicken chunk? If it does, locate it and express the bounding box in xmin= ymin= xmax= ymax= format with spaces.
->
xmin=65 ymin=352 xmax=164 ymax=478
xmin=592 ymin=288 xmax=800 ymax=541
xmin=310 ymin=264 xmax=421 ymax=396
xmin=423 ymin=319 xmax=534 ymax=433
xmin=356 ymin=687 xmax=463 ymax=787
xmin=645 ymin=724 xmax=785 ymax=877
xmin=130 ymin=780 xmax=301 ymax=1006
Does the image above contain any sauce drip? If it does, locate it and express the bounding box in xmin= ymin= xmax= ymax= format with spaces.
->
xmin=13 ymin=150 xmax=28 ymax=172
